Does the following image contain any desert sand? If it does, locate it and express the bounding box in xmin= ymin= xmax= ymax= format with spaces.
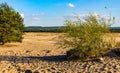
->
xmin=0 ymin=32 xmax=120 ymax=73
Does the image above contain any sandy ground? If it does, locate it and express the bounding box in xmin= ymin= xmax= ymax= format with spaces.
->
xmin=0 ymin=32 xmax=120 ymax=73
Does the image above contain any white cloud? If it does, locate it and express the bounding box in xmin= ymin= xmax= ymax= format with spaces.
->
xmin=67 ymin=13 xmax=88 ymax=18
xmin=32 ymin=12 xmax=45 ymax=16
xmin=20 ymin=13 xmax=24 ymax=18
xmin=67 ymin=3 xmax=75 ymax=7
xmin=77 ymin=14 xmax=89 ymax=17
xmin=32 ymin=17 xmax=41 ymax=20
xmin=70 ymin=13 xmax=100 ymax=17
xmin=65 ymin=13 xmax=105 ymax=20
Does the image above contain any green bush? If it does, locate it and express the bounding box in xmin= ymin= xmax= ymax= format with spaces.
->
xmin=0 ymin=3 xmax=24 ymax=45
xmin=59 ymin=13 xmax=115 ymax=59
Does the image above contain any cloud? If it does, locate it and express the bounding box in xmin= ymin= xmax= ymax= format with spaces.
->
xmin=67 ymin=3 xmax=75 ymax=7
xmin=66 ymin=13 xmax=88 ymax=18
xmin=69 ymin=13 xmax=101 ymax=17
xmin=32 ymin=17 xmax=41 ymax=20
xmin=20 ymin=13 xmax=24 ymax=18
xmin=65 ymin=13 xmax=105 ymax=19
xmin=32 ymin=12 xmax=45 ymax=16
xmin=77 ymin=14 xmax=89 ymax=17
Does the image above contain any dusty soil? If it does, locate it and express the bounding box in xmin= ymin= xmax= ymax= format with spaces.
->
xmin=0 ymin=32 xmax=120 ymax=73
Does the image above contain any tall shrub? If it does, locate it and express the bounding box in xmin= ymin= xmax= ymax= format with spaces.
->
xmin=59 ymin=13 xmax=115 ymax=59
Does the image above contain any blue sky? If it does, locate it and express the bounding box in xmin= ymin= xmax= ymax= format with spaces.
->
xmin=0 ymin=0 xmax=120 ymax=27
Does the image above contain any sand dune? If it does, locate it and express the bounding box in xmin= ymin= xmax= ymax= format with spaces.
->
xmin=0 ymin=32 xmax=120 ymax=73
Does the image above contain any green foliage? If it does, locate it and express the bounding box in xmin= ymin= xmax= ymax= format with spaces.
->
xmin=59 ymin=13 xmax=115 ymax=59
xmin=0 ymin=2 xmax=24 ymax=45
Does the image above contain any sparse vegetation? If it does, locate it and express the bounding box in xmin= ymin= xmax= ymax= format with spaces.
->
xmin=58 ymin=13 xmax=116 ymax=59
xmin=0 ymin=3 xmax=24 ymax=45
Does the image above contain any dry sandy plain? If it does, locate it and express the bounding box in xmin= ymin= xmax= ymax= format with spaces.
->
xmin=0 ymin=32 xmax=120 ymax=73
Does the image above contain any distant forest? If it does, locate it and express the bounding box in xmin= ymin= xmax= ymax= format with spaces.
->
xmin=25 ymin=26 xmax=63 ymax=32
xmin=25 ymin=26 xmax=120 ymax=33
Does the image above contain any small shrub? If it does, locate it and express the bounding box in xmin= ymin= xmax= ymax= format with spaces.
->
xmin=58 ymin=13 xmax=115 ymax=59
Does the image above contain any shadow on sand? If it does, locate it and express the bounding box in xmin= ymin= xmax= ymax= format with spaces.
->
xmin=0 ymin=55 xmax=67 ymax=63
xmin=0 ymin=48 xmax=119 ymax=63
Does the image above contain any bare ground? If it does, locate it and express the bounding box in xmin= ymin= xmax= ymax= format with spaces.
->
xmin=0 ymin=32 xmax=120 ymax=73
